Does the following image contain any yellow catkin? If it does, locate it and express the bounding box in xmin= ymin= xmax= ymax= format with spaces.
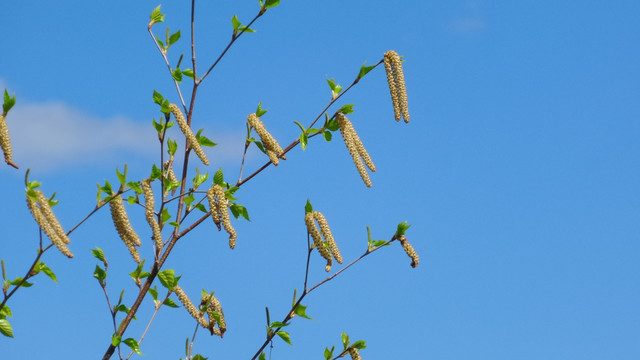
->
xmin=0 ymin=114 xmax=17 ymax=168
xmin=305 ymin=212 xmax=333 ymax=271
xmin=398 ymin=235 xmax=419 ymax=268
xmin=26 ymin=198 xmax=73 ymax=258
xmin=35 ymin=190 xmax=71 ymax=245
xmin=174 ymin=285 xmax=209 ymax=329
xmin=109 ymin=195 xmax=141 ymax=263
xmin=164 ymin=159 xmax=178 ymax=183
xmin=247 ymin=113 xmax=285 ymax=166
xmin=313 ymin=211 xmax=342 ymax=264
xmin=207 ymin=184 xmax=237 ymax=249
xmin=169 ymin=103 xmax=210 ymax=166
xmin=142 ymin=179 xmax=163 ymax=251
xmin=336 ymin=114 xmax=373 ymax=187
xmin=202 ymin=292 xmax=226 ymax=336
xmin=348 ymin=348 xmax=363 ymax=360
xmin=384 ymin=50 xmax=410 ymax=123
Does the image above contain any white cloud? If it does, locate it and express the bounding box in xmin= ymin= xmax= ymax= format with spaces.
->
xmin=1 ymin=100 xmax=248 ymax=173
xmin=449 ymin=0 xmax=486 ymax=35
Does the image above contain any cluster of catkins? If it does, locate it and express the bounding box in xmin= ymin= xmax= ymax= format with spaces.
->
xmin=336 ymin=113 xmax=376 ymax=187
xmin=247 ymin=113 xmax=286 ymax=165
xmin=207 ymin=184 xmax=237 ymax=249
xmin=383 ymin=50 xmax=410 ymax=123
xmin=398 ymin=235 xmax=419 ymax=268
xmin=0 ymin=112 xmax=17 ymax=168
xmin=305 ymin=210 xmax=343 ymax=272
xmin=26 ymin=190 xmax=73 ymax=258
xmin=173 ymin=285 xmax=226 ymax=337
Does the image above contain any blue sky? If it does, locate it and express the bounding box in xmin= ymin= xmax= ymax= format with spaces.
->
xmin=1 ymin=1 xmax=639 ymax=359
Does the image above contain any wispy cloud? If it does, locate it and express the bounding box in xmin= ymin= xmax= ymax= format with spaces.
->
xmin=1 ymin=100 xmax=247 ymax=173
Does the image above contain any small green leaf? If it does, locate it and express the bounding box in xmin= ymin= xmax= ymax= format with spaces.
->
xmin=92 ymin=248 xmax=107 ymax=265
xmin=116 ymin=166 xmax=127 ymax=185
xmin=238 ymin=25 xmax=256 ymax=33
xmin=265 ymin=0 xmax=280 ymax=9
xmin=9 ymin=277 xmax=32 ymax=287
xmin=339 ymin=104 xmax=355 ymax=114
xmin=299 ymin=133 xmax=308 ymax=151
xmin=127 ymin=181 xmax=143 ymax=194
xmin=151 ymin=164 xmax=162 ymax=180
xmin=352 ymin=340 xmax=367 ymax=349
xmin=341 ymin=331 xmax=349 ymax=349
xmin=152 ymin=90 xmax=164 ymax=105
xmin=158 ymin=269 xmax=177 ymax=289
xmin=182 ymin=69 xmax=195 ymax=79
xmin=192 ymin=355 xmax=208 ymax=360
xmin=395 ymin=221 xmax=411 ymax=237
xmin=229 ymin=204 xmax=250 ymax=221
xmin=111 ymin=334 xmax=122 ymax=347
xmin=358 ymin=62 xmax=376 ymax=79
xmin=323 ymin=130 xmax=332 ymax=141
xmin=326 ymin=118 xmax=339 ymax=132
xmin=37 ymin=262 xmax=57 ymax=282
xmin=256 ymin=102 xmax=267 ymax=117
xmin=149 ymin=5 xmax=165 ymax=27
xmin=293 ymin=304 xmax=313 ymax=319
xmin=184 ymin=194 xmax=195 ymax=207
xmin=152 ymin=118 xmax=163 ymax=133
xmin=231 ymin=15 xmax=241 ymax=30
xmin=293 ymin=120 xmax=306 ymax=133
xmin=214 ymin=168 xmax=224 ymax=186
xmin=169 ymin=30 xmax=181 ymax=45
xmin=0 ymin=319 xmax=14 ymax=337
xmin=0 ymin=304 xmax=11 ymax=318
xmin=305 ymin=199 xmax=313 ymax=214
xmin=276 ymin=331 xmax=292 ymax=345
xmin=172 ymin=68 xmax=183 ymax=82
xmin=254 ymin=141 xmax=266 ymax=154
xmin=148 ymin=286 xmax=158 ymax=300
xmin=168 ymin=221 xmax=180 ymax=228
xmin=167 ymin=139 xmax=178 ymax=156
xmin=196 ymin=129 xmax=217 ymax=147
xmin=93 ymin=265 xmax=106 ymax=283
xmin=129 ymin=260 xmax=146 ymax=281
xmin=3 ymin=90 xmax=16 ymax=114
xmin=192 ymin=167 xmax=209 ymax=188
xmin=258 ymin=353 xmax=266 ymax=360
xmin=324 ymin=346 xmax=335 ymax=360
xmin=163 ymin=298 xmax=179 ymax=308
xmin=269 ymin=321 xmax=290 ymax=328
xmin=195 ymin=203 xmax=207 ymax=213
xmin=123 ymin=338 xmax=143 ymax=355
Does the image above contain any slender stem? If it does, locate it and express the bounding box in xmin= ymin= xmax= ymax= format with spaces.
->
xmin=250 ymin=237 xmax=396 ymax=360
xmin=0 ymin=239 xmax=48 ymax=312
xmin=147 ymin=26 xmax=188 ymax=111
xmin=124 ymin=291 xmax=170 ymax=360
xmin=236 ymin=140 xmax=251 ymax=184
xmin=187 ymin=324 xmax=199 ymax=359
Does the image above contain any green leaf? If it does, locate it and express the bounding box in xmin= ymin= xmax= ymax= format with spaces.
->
xmin=299 ymin=133 xmax=308 ymax=151
xmin=158 ymin=269 xmax=177 ymax=289
xmin=116 ymin=166 xmax=127 ymax=185
xmin=192 ymin=355 xmax=208 ymax=360
xmin=182 ymin=69 xmax=195 ymax=79
xmin=276 ymin=331 xmax=292 ymax=345
xmin=269 ymin=321 xmax=290 ymax=328
xmin=168 ymin=221 xmax=180 ymax=228
xmin=305 ymin=199 xmax=313 ymax=214
xmin=3 ymin=90 xmax=16 ymax=114
xmin=324 ymin=346 xmax=335 ymax=360
xmin=163 ymin=298 xmax=179 ymax=308
xmin=196 ymin=129 xmax=217 ymax=147
xmin=238 ymin=25 xmax=256 ymax=33
xmin=358 ymin=62 xmax=376 ymax=79
xmin=395 ymin=221 xmax=411 ymax=237
xmin=258 ymin=353 xmax=266 ymax=360
xmin=9 ymin=277 xmax=32 ymax=287
xmin=163 ymin=178 xmax=181 ymax=193
xmin=323 ymin=130 xmax=332 ymax=141
xmin=151 ymin=164 xmax=162 ymax=180
xmin=265 ymin=0 xmax=280 ymax=8
xmin=195 ymin=204 xmax=207 ymax=213
xmin=148 ymin=286 xmax=158 ymax=300
xmin=352 ymin=340 xmax=367 ymax=349
xmin=255 ymin=102 xmax=267 ymax=117
xmin=214 ymin=168 xmax=224 ymax=186
xmin=372 ymin=240 xmax=387 ymax=247
xmin=37 ymin=262 xmax=57 ymax=282
xmin=169 ymin=30 xmax=181 ymax=45
xmin=92 ymin=248 xmax=107 ymax=265
xmin=129 ymin=260 xmax=146 ymax=281
xmin=126 ymin=196 xmax=136 ymax=205
xmin=229 ymin=204 xmax=251 ymax=221
xmin=293 ymin=304 xmax=313 ymax=319
xmin=167 ymin=139 xmax=178 ymax=156
xmin=184 ymin=194 xmax=195 ymax=207
xmin=341 ymin=331 xmax=350 ymax=349
xmin=111 ymin=334 xmax=122 ymax=347
xmin=339 ymin=104 xmax=355 ymax=114
xmin=293 ymin=120 xmax=306 ymax=133
xmin=152 ymin=118 xmax=163 ymax=133
xmin=149 ymin=5 xmax=165 ymax=27
xmin=231 ymin=15 xmax=241 ymax=30
xmin=326 ymin=118 xmax=339 ymax=132
xmin=172 ymin=68 xmax=183 ymax=82
xmin=0 ymin=304 xmax=10 ymax=318
xmin=127 ymin=181 xmax=143 ymax=194
xmin=161 ymin=208 xmax=171 ymax=224
xmin=0 ymin=319 xmax=13 ymax=338
xmin=101 ymin=181 xmax=113 ymax=196
xmin=254 ymin=141 xmax=266 ymax=154
xmin=152 ymin=90 xmax=164 ymax=105
xmin=93 ymin=265 xmax=106 ymax=284
xmin=123 ymin=338 xmax=143 ymax=355
xmin=192 ymin=167 xmax=209 ymax=188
